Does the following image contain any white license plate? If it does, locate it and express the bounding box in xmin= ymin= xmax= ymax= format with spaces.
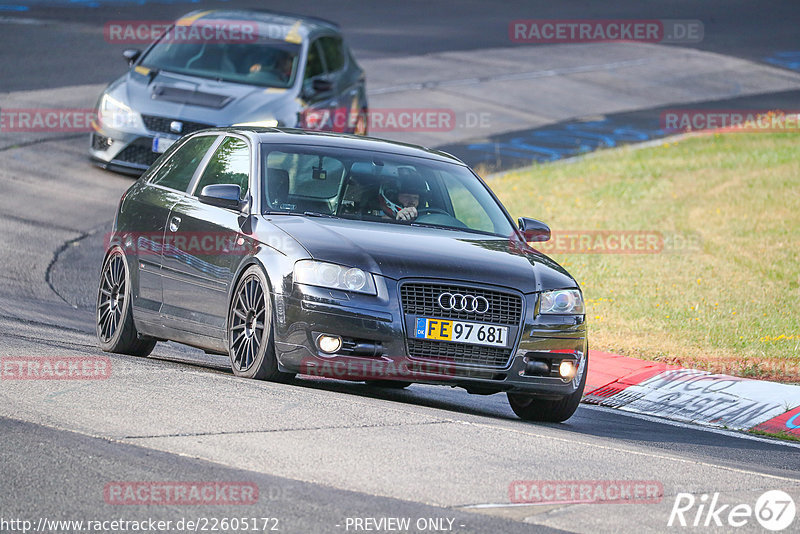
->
xmin=414 ymin=318 xmax=508 ymax=348
xmin=152 ymin=136 xmax=176 ymax=154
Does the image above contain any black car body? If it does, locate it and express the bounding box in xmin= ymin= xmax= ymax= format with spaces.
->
xmin=90 ymin=10 xmax=367 ymax=175
xmin=97 ymin=128 xmax=588 ymax=421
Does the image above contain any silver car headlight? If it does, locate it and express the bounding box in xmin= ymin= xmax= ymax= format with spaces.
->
xmin=98 ymin=94 xmax=145 ymax=133
xmin=294 ymin=260 xmax=377 ymax=295
xmin=539 ymin=289 xmax=584 ymax=315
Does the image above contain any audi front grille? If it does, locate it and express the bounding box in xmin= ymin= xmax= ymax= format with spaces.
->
xmin=406 ymin=338 xmax=513 ymax=368
xmin=399 ymin=282 xmax=524 ymax=369
xmin=400 ymin=282 xmax=522 ymax=324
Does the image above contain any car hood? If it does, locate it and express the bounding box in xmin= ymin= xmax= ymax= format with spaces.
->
xmin=120 ymin=69 xmax=293 ymax=125
xmin=268 ymin=217 xmax=576 ymax=293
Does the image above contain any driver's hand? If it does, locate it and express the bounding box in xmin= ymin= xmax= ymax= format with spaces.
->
xmin=396 ymin=206 xmax=417 ymax=221
xmin=249 ymin=63 xmax=263 ymax=73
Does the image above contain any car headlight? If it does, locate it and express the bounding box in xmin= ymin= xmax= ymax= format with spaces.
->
xmin=294 ymin=260 xmax=377 ymax=295
xmin=98 ymin=94 xmax=145 ymax=133
xmin=539 ymin=289 xmax=584 ymax=315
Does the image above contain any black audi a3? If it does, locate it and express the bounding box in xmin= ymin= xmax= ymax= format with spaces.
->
xmin=97 ymin=128 xmax=588 ymax=421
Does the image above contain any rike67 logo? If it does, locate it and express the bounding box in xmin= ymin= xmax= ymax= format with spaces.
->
xmin=668 ymin=490 xmax=796 ymax=531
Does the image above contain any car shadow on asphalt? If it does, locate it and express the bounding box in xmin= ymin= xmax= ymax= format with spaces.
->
xmin=142 ymin=350 xmax=800 ymax=479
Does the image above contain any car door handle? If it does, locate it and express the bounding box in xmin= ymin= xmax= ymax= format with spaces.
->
xmin=169 ymin=216 xmax=181 ymax=232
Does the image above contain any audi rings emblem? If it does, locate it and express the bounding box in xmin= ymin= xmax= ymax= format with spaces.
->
xmin=437 ymin=292 xmax=490 ymax=314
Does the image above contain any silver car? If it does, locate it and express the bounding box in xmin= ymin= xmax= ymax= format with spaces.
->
xmin=90 ymin=9 xmax=368 ymax=175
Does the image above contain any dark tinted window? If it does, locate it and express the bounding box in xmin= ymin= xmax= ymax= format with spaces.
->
xmin=304 ymin=40 xmax=325 ymax=80
xmin=265 ymin=151 xmax=345 ymax=201
xmin=140 ymin=36 xmax=300 ymax=88
xmin=150 ymin=135 xmax=216 ymax=192
xmin=194 ymin=136 xmax=250 ymax=199
xmin=260 ymin=144 xmax=514 ymax=236
xmin=319 ymin=36 xmax=344 ymax=72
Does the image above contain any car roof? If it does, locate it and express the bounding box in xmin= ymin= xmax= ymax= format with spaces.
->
xmin=204 ymin=127 xmax=466 ymax=165
xmin=176 ymin=9 xmax=340 ymax=43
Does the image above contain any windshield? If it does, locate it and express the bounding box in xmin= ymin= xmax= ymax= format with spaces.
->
xmin=261 ymin=144 xmax=515 ymax=237
xmin=140 ymin=27 xmax=300 ymax=88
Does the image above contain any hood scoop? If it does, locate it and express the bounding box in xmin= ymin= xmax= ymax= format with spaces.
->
xmin=150 ymin=85 xmax=233 ymax=109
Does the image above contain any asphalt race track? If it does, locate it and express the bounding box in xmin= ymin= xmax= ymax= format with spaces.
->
xmin=1 ymin=2 xmax=799 ymax=533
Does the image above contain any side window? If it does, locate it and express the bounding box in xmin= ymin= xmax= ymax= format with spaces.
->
xmin=319 ymin=36 xmax=344 ymax=72
xmin=193 ymin=137 xmax=250 ymax=200
xmin=149 ymin=135 xmax=216 ymax=192
xmin=304 ymin=40 xmax=325 ymax=80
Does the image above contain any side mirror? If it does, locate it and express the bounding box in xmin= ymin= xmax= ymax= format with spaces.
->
xmin=123 ymin=49 xmax=142 ymax=66
xmin=302 ymin=78 xmax=334 ymax=99
xmin=312 ymin=78 xmax=334 ymax=93
xmin=198 ymin=184 xmax=245 ymax=211
xmin=518 ymin=217 xmax=551 ymax=242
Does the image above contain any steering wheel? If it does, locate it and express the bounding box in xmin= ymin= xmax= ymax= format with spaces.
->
xmin=415 ymin=207 xmax=450 ymax=217
xmin=413 ymin=208 xmax=469 ymax=229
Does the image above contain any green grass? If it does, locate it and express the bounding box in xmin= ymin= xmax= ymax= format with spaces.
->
xmin=749 ymin=429 xmax=800 ymax=443
xmin=487 ymin=132 xmax=800 ymax=382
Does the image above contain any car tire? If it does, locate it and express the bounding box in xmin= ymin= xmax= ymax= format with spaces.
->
xmin=365 ymin=380 xmax=412 ymax=389
xmin=96 ymin=248 xmax=156 ymax=357
xmin=507 ymin=356 xmax=588 ymax=422
xmin=228 ymin=265 xmax=294 ymax=382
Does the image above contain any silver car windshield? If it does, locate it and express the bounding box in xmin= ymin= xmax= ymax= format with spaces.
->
xmin=140 ymin=31 xmax=300 ymax=89
xmin=261 ymin=144 xmax=516 ymax=237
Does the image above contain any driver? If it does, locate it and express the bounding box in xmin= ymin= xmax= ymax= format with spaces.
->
xmin=249 ymin=52 xmax=294 ymax=82
xmin=378 ymin=170 xmax=426 ymax=221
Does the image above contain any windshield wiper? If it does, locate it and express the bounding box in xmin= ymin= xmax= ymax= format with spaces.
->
xmin=303 ymin=211 xmax=339 ymax=219
xmin=409 ymin=222 xmax=460 ymax=232
xmin=409 ymin=222 xmax=497 ymax=237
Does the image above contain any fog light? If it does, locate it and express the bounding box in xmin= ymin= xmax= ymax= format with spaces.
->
xmin=559 ymin=360 xmax=577 ymax=380
xmin=317 ymin=334 xmax=342 ymax=354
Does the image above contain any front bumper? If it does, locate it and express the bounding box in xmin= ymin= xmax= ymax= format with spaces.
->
xmin=89 ymin=128 xmax=170 ymax=175
xmin=274 ymin=279 xmax=587 ymax=398
xmin=89 ymin=110 xmax=210 ymax=175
